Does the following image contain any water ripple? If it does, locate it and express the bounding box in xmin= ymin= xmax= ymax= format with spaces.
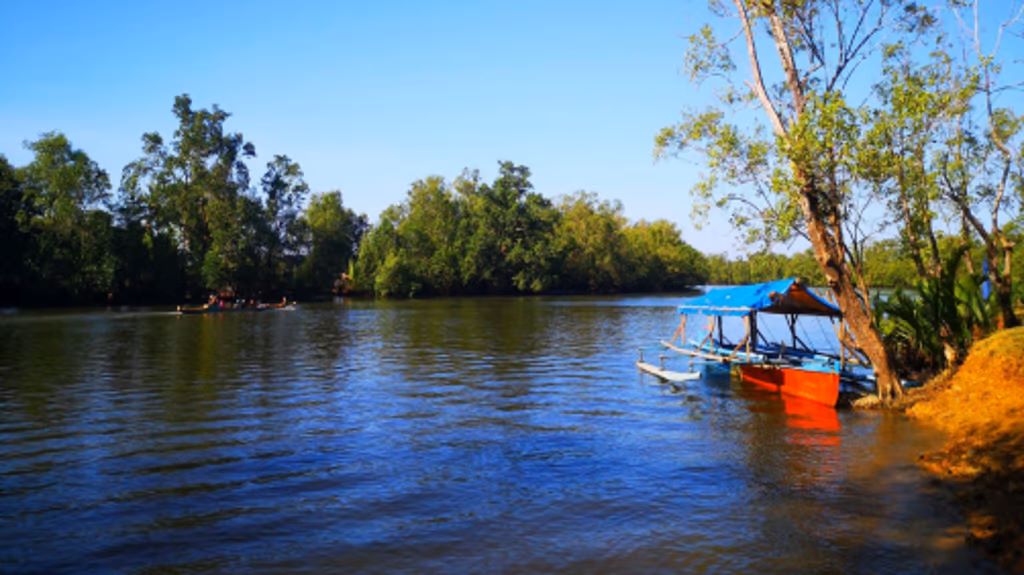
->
xmin=0 ymin=298 xmax=994 ymax=574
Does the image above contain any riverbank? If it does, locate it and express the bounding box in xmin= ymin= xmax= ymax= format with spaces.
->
xmin=900 ymin=327 xmax=1024 ymax=572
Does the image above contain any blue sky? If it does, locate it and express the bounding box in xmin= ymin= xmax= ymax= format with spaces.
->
xmin=2 ymin=1 xmax=734 ymax=250
xmin=3 ymin=2 xmax=1021 ymax=255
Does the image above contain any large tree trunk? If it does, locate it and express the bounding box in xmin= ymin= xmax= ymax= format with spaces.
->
xmin=731 ymin=0 xmax=904 ymax=401
xmin=799 ymin=180 xmax=904 ymax=401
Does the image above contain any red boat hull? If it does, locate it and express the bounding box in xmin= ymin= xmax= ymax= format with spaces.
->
xmin=739 ymin=364 xmax=840 ymax=407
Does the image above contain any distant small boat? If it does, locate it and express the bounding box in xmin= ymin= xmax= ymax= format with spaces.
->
xmin=176 ymin=302 xmax=222 ymax=314
xmin=176 ymin=300 xmax=295 ymax=315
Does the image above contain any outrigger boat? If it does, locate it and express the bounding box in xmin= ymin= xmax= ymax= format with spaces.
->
xmin=176 ymin=299 xmax=295 ymax=315
xmin=661 ymin=278 xmax=870 ymax=407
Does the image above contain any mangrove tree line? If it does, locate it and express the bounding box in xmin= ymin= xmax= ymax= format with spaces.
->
xmin=0 ymin=95 xmax=367 ymax=305
xmin=353 ymin=164 xmax=708 ymax=297
xmin=0 ymin=95 xmax=712 ymax=306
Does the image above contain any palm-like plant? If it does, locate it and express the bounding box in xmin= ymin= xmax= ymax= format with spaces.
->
xmin=875 ymin=245 xmax=995 ymax=375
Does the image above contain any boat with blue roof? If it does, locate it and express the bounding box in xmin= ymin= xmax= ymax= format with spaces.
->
xmin=661 ymin=278 xmax=873 ymax=407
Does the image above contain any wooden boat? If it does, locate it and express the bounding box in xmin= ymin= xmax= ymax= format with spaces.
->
xmin=659 ymin=278 xmax=870 ymax=407
xmin=176 ymin=300 xmax=295 ymax=315
xmin=258 ymin=300 xmax=295 ymax=311
xmin=738 ymin=362 xmax=840 ymax=407
xmin=176 ymin=302 xmax=225 ymax=315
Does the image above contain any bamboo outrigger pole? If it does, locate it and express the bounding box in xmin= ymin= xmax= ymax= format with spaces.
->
xmin=697 ymin=316 xmax=716 ymax=350
xmin=669 ymin=315 xmax=688 ymax=345
xmin=726 ymin=315 xmax=751 ymax=362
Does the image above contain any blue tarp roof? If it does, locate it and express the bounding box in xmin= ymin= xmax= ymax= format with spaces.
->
xmin=677 ymin=278 xmax=841 ymax=317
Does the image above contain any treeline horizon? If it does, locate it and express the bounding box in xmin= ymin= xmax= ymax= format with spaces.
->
xmin=0 ymin=95 xmax=368 ymax=307
xmin=350 ymin=162 xmax=707 ymax=297
xmin=3 ymin=94 xmax=1019 ymax=307
xmin=706 ymin=237 xmax=1024 ymax=291
xmin=0 ymin=93 xmax=710 ymax=306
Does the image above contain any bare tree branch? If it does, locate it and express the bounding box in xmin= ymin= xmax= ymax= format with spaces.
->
xmin=765 ymin=7 xmax=806 ymax=113
xmin=732 ymin=0 xmax=788 ymax=136
xmin=829 ymin=0 xmax=884 ymax=93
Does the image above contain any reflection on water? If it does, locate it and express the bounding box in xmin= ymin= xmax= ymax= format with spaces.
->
xmin=0 ymin=297 xmax=996 ymax=573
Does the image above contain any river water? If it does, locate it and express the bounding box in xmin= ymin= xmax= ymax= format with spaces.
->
xmin=0 ymin=296 xmax=996 ymax=573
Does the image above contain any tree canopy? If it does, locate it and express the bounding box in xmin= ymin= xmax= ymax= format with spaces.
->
xmin=657 ymin=0 xmax=1024 ymax=399
xmin=353 ymin=164 xmax=709 ymax=297
xmin=0 ymin=96 xmax=367 ymax=305
xmin=0 ymin=96 xmax=711 ymax=306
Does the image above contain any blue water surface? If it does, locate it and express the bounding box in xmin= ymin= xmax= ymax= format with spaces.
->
xmin=0 ymin=296 xmax=994 ymax=573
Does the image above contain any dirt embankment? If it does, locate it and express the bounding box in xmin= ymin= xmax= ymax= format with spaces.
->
xmin=904 ymin=327 xmax=1024 ymax=572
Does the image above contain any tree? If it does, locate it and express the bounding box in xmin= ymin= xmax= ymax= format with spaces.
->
xmin=786 ymin=249 xmax=825 ymax=285
xmin=553 ymin=191 xmax=629 ymax=292
xmin=261 ymin=155 xmax=310 ymax=294
xmin=460 ymin=162 xmax=559 ymax=293
xmin=861 ymin=239 xmax=916 ymax=288
xmin=349 ymin=163 xmax=711 ymax=297
xmin=0 ymin=156 xmax=26 ymax=303
xmin=657 ymin=1 xmax=942 ymax=401
xmin=353 ymin=204 xmax=404 ymax=296
xmin=858 ymin=45 xmax=965 ymax=283
xmin=300 ymin=191 xmax=366 ymax=295
xmin=861 ymin=49 xmax=974 ymax=367
xmin=397 ymin=176 xmax=464 ymax=295
xmin=351 ymin=176 xmax=464 ymax=298
xmin=621 ymin=219 xmax=708 ymax=291
xmin=18 ymin=132 xmax=114 ymax=303
xmin=937 ymin=2 xmax=1024 ymax=329
xmin=110 ymin=162 xmax=183 ymax=303
xmin=121 ymin=94 xmax=256 ymax=296
xmin=201 ymin=192 xmax=267 ymax=294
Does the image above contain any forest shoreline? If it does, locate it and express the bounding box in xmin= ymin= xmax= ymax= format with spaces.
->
xmin=0 ymin=287 xmax=710 ymax=310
